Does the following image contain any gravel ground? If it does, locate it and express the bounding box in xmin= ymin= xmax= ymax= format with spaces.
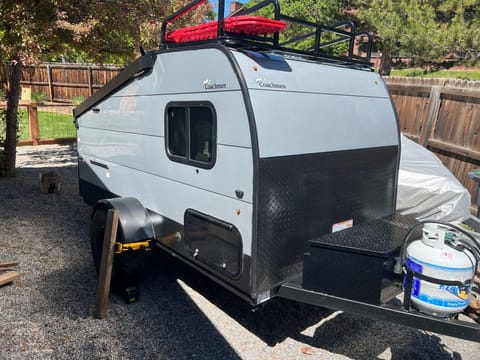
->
xmin=0 ymin=144 xmax=479 ymax=359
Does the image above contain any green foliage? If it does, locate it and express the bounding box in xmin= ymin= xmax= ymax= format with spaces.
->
xmin=391 ymin=68 xmax=480 ymax=81
xmin=244 ymin=0 xmax=346 ymax=23
xmin=71 ymin=95 xmax=85 ymax=106
xmin=0 ymin=89 xmax=5 ymax=101
xmin=358 ymin=1 xmax=480 ymax=74
xmin=31 ymin=92 xmax=48 ymax=104
xmin=15 ymin=109 xmax=28 ymax=140
xmin=52 ymin=1 xmax=214 ymax=63
xmin=0 ymin=107 xmax=25 ymax=142
xmin=243 ymin=0 xmax=353 ymax=55
xmin=0 ymin=107 xmax=6 ymax=143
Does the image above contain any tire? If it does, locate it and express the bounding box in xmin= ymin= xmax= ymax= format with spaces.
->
xmin=90 ymin=207 xmax=145 ymax=292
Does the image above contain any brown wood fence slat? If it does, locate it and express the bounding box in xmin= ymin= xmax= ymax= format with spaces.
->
xmin=17 ymin=63 xmax=122 ymax=103
xmin=384 ymin=76 xmax=480 ymax=210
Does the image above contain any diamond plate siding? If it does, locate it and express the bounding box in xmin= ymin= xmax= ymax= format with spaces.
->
xmin=254 ymin=146 xmax=399 ymax=294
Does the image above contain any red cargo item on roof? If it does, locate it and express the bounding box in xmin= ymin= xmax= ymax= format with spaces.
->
xmin=165 ymin=16 xmax=287 ymax=43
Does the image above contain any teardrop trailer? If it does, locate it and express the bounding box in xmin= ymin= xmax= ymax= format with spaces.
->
xmin=74 ymin=0 xmax=480 ymax=341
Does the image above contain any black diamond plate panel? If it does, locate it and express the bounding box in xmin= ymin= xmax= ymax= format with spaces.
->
xmin=255 ymin=145 xmax=399 ymax=294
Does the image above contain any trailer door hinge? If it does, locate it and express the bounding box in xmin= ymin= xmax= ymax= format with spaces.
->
xmin=114 ymin=240 xmax=152 ymax=254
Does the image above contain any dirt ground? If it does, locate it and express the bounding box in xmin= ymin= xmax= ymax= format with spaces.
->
xmin=0 ymin=144 xmax=479 ymax=359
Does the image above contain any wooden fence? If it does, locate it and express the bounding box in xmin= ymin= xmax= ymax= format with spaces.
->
xmin=0 ymin=103 xmax=76 ymax=146
xmin=19 ymin=64 xmax=122 ymax=103
xmin=384 ymin=77 xmax=480 ymax=208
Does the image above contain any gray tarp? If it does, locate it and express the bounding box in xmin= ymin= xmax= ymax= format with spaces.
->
xmin=397 ymin=135 xmax=471 ymax=222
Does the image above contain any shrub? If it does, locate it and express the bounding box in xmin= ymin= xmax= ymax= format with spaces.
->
xmin=71 ymin=95 xmax=85 ymax=105
xmin=31 ymin=91 xmax=48 ymax=104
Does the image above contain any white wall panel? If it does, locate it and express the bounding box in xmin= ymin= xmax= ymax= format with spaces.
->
xmin=78 ymin=155 xmax=253 ymax=256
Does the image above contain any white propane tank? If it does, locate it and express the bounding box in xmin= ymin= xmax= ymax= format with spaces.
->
xmin=405 ymin=224 xmax=476 ymax=317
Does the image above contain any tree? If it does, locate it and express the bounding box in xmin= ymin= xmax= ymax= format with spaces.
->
xmin=358 ymin=0 xmax=480 ymax=75
xmin=0 ymin=1 xmax=58 ymax=177
xmin=0 ymin=0 xmax=212 ymax=177
xmin=54 ymin=1 xmax=213 ymax=63
xmin=243 ymin=0 xmax=355 ymax=52
xmin=244 ymin=0 xmax=350 ymax=23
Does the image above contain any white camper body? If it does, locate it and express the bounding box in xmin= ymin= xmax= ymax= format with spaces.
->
xmin=74 ymin=0 xmax=480 ymax=342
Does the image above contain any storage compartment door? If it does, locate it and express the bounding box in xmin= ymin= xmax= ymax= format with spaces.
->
xmin=185 ymin=209 xmax=242 ymax=278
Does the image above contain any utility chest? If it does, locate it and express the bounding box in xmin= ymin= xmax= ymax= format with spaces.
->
xmin=303 ymin=214 xmax=418 ymax=305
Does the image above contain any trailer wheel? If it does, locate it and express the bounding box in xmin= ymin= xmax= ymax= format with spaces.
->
xmin=90 ymin=207 xmax=144 ymax=292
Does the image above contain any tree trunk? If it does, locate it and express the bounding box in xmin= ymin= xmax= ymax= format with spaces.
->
xmin=3 ymin=60 xmax=22 ymax=177
xmin=379 ymin=48 xmax=392 ymax=76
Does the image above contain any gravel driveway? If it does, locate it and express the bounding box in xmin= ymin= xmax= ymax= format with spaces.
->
xmin=0 ymin=144 xmax=478 ymax=359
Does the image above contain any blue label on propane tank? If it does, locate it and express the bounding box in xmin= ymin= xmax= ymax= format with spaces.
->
xmin=405 ymin=258 xmax=423 ymax=297
xmin=416 ymin=293 xmax=468 ymax=308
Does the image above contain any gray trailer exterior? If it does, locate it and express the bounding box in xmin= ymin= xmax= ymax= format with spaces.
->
xmin=75 ymin=43 xmax=400 ymax=304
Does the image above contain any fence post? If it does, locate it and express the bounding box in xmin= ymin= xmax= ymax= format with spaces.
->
xmin=88 ymin=66 xmax=94 ymax=96
xmin=420 ymin=85 xmax=442 ymax=147
xmin=28 ymin=104 xmax=39 ymax=146
xmin=47 ymin=65 xmax=54 ymax=102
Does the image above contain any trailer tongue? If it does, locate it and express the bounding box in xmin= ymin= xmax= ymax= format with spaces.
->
xmin=280 ymin=215 xmax=480 ymax=342
xmin=278 ymin=283 xmax=480 ymax=342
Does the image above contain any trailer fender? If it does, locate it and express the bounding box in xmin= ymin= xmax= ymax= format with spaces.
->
xmin=92 ymin=197 xmax=155 ymax=245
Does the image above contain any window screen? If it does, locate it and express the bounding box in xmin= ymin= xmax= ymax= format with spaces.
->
xmin=165 ymin=103 xmax=216 ymax=168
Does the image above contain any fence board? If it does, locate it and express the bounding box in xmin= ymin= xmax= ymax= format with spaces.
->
xmin=385 ymin=76 xmax=480 ymax=211
xmin=17 ymin=63 xmax=122 ymax=103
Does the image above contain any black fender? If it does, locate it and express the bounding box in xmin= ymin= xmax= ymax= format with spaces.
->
xmin=92 ymin=197 xmax=154 ymax=244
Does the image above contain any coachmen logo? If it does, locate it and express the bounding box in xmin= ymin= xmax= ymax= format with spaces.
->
xmin=203 ymin=80 xmax=226 ymax=90
xmin=256 ymin=77 xmax=287 ymax=89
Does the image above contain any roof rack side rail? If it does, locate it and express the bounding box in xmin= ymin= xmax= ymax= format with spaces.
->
xmin=278 ymin=15 xmax=372 ymax=62
xmin=279 ymin=16 xmax=357 ymax=59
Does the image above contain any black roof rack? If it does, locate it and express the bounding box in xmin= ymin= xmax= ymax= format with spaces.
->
xmin=160 ymin=0 xmax=373 ymax=67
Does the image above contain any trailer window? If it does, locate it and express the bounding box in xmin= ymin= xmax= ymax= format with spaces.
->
xmin=167 ymin=107 xmax=187 ymax=157
xmin=166 ymin=103 xmax=216 ymax=169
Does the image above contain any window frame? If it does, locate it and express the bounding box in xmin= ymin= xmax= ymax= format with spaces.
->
xmin=165 ymin=101 xmax=217 ymax=169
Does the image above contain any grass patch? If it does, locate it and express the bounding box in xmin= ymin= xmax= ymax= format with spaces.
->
xmin=18 ymin=109 xmax=75 ymax=140
xmin=390 ymin=68 xmax=480 ymax=80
